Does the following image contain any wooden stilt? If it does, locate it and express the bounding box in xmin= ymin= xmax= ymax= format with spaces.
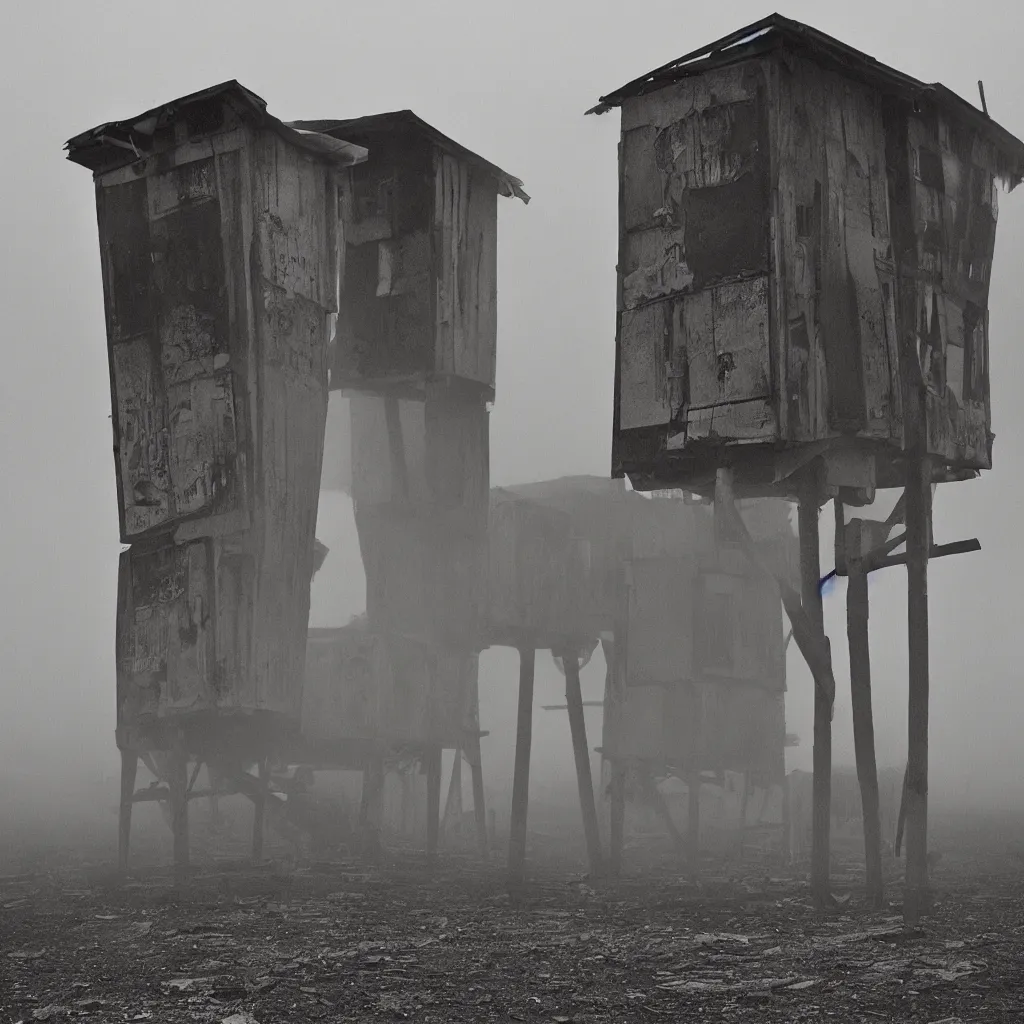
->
xmin=799 ymin=483 xmax=831 ymax=907
xmin=687 ymin=768 xmax=701 ymax=871
xmin=468 ymin=737 xmax=489 ymax=859
xmin=508 ymin=645 xmax=536 ymax=885
xmin=846 ymin=517 xmax=885 ymax=907
xmin=643 ymin=770 xmax=686 ymax=856
xmin=563 ymin=652 xmax=604 ymax=877
xmin=904 ymin=457 xmax=932 ymax=925
xmin=442 ymin=748 xmax=464 ymax=840
xmin=169 ymin=744 xmax=189 ymax=882
xmin=118 ymin=749 xmax=138 ymax=874
xmin=608 ymin=761 xmax=626 ymax=877
xmin=426 ymin=745 xmax=442 ymax=861
xmin=252 ymin=759 xmax=267 ymax=864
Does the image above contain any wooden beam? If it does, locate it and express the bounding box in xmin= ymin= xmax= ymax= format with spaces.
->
xmin=541 ymin=701 xmax=604 ymax=710
xmin=800 ymin=487 xmax=831 ymax=908
xmin=904 ymin=456 xmax=933 ymax=925
xmin=441 ymin=747 xmax=464 ymax=841
xmin=868 ymin=538 xmax=979 ymax=572
xmin=847 ymin=518 xmax=884 ymax=907
xmin=563 ymin=652 xmax=604 ymax=877
xmin=508 ymin=645 xmax=536 ymax=885
xmin=467 ymin=737 xmax=489 ymax=860
xmin=118 ymin=750 xmax=138 ymax=874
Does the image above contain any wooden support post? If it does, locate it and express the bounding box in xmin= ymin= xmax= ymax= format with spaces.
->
xmin=118 ymin=750 xmax=138 ymax=874
xmin=608 ymin=761 xmax=626 ymax=877
xmin=847 ymin=518 xmax=885 ymax=907
xmin=467 ymin=737 xmax=489 ymax=859
xmin=508 ymin=645 xmax=536 ymax=885
xmin=905 ymin=458 xmax=933 ymax=925
xmin=563 ymin=652 xmax=604 ymax=877
xmin=426 ymin=745 xmax=442 ymax=861
xmin=252 ymin=759 xmax=267 ymax=864
xmin=168 ymin=744 xmax=189 ymax=883
xmin=687 ymin=768 xmax=701 ymax=870
xmin=442 ymin=748 xmax=464 ymax=840
xmin=800 ymin=486 xmax=831 ymax=907
xmin=361 ymin=754 xmax=385 ymax=862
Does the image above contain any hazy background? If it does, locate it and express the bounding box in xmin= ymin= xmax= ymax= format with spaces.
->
xmin=2 ymin=0 xmax=1023 ymax=843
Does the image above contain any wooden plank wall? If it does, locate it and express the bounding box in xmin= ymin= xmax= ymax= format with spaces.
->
xmin=335 ymin=133 xmax=436 ymax=387
xmin=616 ymin=63 xmax=775 ymax=444
xmin=301 ymin=627 xmax=480 ymax=748
xmin=772 ymin=56 xmax=899 ymax=446
xmin=435 ymin=154 xmax=499 ymax=391
xmin=108 ymin=114 xmax=339 ymax=734
xmin=904 ymin=110 xmax=999 ymax=468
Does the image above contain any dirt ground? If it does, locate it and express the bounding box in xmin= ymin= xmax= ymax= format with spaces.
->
xmin=2 ymin=805 xmax=1024 ymax=1023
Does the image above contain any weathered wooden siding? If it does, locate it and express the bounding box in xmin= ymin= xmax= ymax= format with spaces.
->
xmin=903 ymin=110 xmax=998 ymax=468
xmin=101 ymin=110 xmax=341 ymax=733
xmin=606 ymin=682 xmax=785 ymax=779
xmin=772 ymin=56 xmax=899 ymax=444
xmin=116 ymin=540 xmax=217 ymax=744
xmin=616 ymin=63 xmax=775 ymax=442
xmin=487 ymin=493 xmax=590 ymax=648
xmin=248 ymin=131 xmax=335 ymax=715
xmin=613 ymin=47 xmax=1007 ymax=487
xmin=434 ymin=155 xmax=499 ymax=390
xmin=301 ymin=626 xmax=479 ymax=747
xmin=335 ymin=133 xmax=436 ymax=388
xmin=334 ymin=135 xmax=500 ymax=395
xmin=349 ymin=388 xmax=489 ymax=534
xmin=97 ymin=142 xmax=252 ymax=543
xmin=301 ymin=627 xmax=383 ymax=743
xmin=355 ymin=503 xmax=486 ymax=652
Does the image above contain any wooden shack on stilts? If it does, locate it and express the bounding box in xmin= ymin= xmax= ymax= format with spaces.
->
xmin=66 ymin=81 xmax=368 ymax=878
xmin=291 ymin=111 xmax=528 ymax=862
xmin=486 ymin=476 xmax=795 ymax=882
xmin=589 ymin=14 xmax=1024 ymax=919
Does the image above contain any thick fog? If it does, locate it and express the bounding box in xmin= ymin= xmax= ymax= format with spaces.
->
xmin=2 ymin=0 xmax=1024 ymax=849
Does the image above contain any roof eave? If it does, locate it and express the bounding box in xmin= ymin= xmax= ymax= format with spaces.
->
xmin=289 ymin=111 xmax=529 ymax=204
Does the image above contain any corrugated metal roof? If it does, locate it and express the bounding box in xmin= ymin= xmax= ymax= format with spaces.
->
xmin=289 ymin=110 xmax=529 ymax=204
xmin=65 ymin=79 xmax=368 ymax=173
xmin=587 ymin=13 xmax=1024 ymax=179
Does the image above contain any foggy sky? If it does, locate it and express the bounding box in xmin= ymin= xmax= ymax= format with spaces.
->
xmin=3 ymin=0 xmax=1023 ymax=812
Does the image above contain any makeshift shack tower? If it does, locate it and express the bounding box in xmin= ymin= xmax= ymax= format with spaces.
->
xmin=603 ymin=492 xmax=797 ymax=871
xmin=290 ymin=112 xmax=528 ymax=859
xmin=66 ymin=82 xmax=368 ymax=875
xmin=589 ymin=14 xmax=1024 ymax=918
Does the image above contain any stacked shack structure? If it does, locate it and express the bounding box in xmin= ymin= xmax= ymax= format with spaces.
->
xmin=66 ymin=82 xmax=368 ymax=875
xmin=589 ymin=14 xmax=1024 ymax=917
xmin=291 ymin=112 xmax=528 ymax=859
xmin=486 ymin=476 xmax=796 ymax=879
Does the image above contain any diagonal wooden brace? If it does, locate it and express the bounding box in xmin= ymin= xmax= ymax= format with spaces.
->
xmin=715 ymin=469 xmax=836 ymax=712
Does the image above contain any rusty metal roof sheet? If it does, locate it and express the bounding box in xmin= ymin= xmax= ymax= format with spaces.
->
xmin=587 ymin=13 xmax=1024 ymax=182
xmin=289 ymin=110 xmax=530 ymax=203
xmin=65 ymin=79 xmax=368 ymax=173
